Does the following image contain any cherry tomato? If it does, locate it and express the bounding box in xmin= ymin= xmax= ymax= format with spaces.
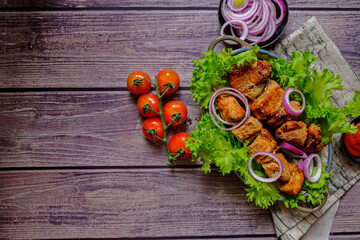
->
xmin=137 ymin=93 xmax=159 ymax=117
xmin=168 ymin=132 xmax=192 ymax=159
xmin=127 ymin=71 xmax=151 ymax=95
xmin=156 ymin=69 xmax=180 ymax=95
xmin=344 ymin=122 xmax=360 ymax=156
xmin=163 ymin=101 xmax=188 ymax=127
xmin=142 ymin=117 xmax=164 ymax=142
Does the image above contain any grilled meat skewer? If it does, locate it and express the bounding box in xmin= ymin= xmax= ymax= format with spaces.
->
xmin=228 ymin=60 xmax=323 ymax=152
xmin=215 ymin=59 xmax=324 ymax=196
xmin=216 ymin=95 xmax=304 ymax=196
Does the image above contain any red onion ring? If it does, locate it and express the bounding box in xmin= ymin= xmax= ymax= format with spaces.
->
xmin=209 ymin=88 xmax=250 ymax=131
xmin=248 ymin=152 xmax=283 ymax=183
xmin=220 ymin=20 xmax=249 ymax=40
xmin=279 ymin=142 xmax=308 ymax=159
xmin=247 ymin=1 xmax=269 ymax=35
xmin=227 ymin=0 xmax=249 ymax=12
xmin=271 ymin=0 xmax=286 ymax=25
xmin=298 ymin=154 xmax=322 ymax=183
xmin=283 ymin=87 xmax=305 ymax=117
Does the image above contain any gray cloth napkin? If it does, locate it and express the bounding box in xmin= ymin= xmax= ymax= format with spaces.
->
xmin=269 ymin=16 xmax=360 ymax=240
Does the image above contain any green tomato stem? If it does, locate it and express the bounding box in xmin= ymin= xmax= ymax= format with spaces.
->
xmin=141 ymin=78 xmax=154 ymax=85
xmin=154 ymin=76 xmax=174 ymax=167
xmin=160 ymin=85 xmax=172 ymax=98
xmin=147 ymin=106 xmax=161 ymax=116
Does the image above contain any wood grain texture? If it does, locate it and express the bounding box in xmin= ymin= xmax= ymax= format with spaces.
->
xmin=0 ymin=169 xmax=359 ymax=239
xmin=0 ymin=169 xmax=276 ymax=239
xmin=0 ymin=10 xmax=359 ymax=88
xmin=0 ymin=0 xmax=359 ymax=9
xmin=330 ymin=235 xmax=360 ymax=240
xmin=0 ymin=91 xmax=204 ymax=167
xmin=332 ymin=183 xmax=360 ymax=234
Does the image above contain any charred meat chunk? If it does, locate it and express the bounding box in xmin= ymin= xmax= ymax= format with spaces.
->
xmin=265 ymin=101 xmax=301 ymax=127
xmin=231 ymin=116 xmax=263 ymax=142
xmin=249 ymin=80 xmax=284 ymax=121
xmin=275 ymin=121 xmax=308 ymax=147
xmin=302 ymin=124 xmax=324 ymax=154
xmin=277 ymin=163 xmax=304 ymax=196
xmin=217 ymin=94 xmax=246 ymax=123
xmin=248 ymin=128 xmax=278 ymax=162
xmin=262 ymin=152 xmax=292 ymax=182
xmin=228 ymin=60 xmax=272 ymax=94
xmin=243 ymin=82 xmax=266 ymax=100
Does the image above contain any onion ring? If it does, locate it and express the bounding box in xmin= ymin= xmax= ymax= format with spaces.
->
xmin=220 ymin=19 xmax=249 ymax=41
xmin=279 ymin=142 xmax=308 ymax=159
xmin=283 ymin=87 xmax=306 ymax=117
xmin=248 ymin=151 xmax=283 ymax=183
xmin=209 ymin=87 xmax=250 ymax=131
xmin=298 ymin=154 xmax=322 ymax=183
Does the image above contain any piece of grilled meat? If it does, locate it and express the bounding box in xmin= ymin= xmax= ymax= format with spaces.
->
xmin=249 ymin=80 xmax=284 ymax=121
xmin=231 ymin=116 xmax=262 ymax=142
xmin=275 ymin=121 xmax=323 ymax=154
xmin=265 ymin=101 xmax=301 ymax=127
xmin=228 ymin=60 xmax=272 ymax=96
xmin=275 ymin=121 xmax=308 ymax=147
xmin=228 ymin=60 xmax=300 ymax=126
xmin=217 ymin=94 xmax=246 ymax=123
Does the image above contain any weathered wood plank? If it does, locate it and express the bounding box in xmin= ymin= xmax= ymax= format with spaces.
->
xmin=332 ymin=183 xmax=360 ymax=234
xmin=0 ymin=11 xmax=359 ymax=88
xmin=330 ymin=235 xmax=360 ymax=240
xmin=0 ymin=0 xmax=359 ymax=9
xmin=0 ymin=91 xmax=204 ymax=167
xmin=0 ymin=169 xmax=359 ymax=239
xmin=0 ymin=169 xmax=276 ymax=239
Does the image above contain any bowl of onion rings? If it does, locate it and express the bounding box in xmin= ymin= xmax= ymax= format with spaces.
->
xmin=218 ymin=0 xmax=289 ymax=48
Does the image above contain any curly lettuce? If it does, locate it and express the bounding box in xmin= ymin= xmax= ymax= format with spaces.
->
xmin=342 ymin=90 xmax=360 ymax=118
xmin=187 ymin=48 xmax=356 ymax=209
xmin=190 ymin=46 xmax=259 ymax=109
xmin=284 ymin=164 xmax=331 ymax=208
xmin=185 ymin=113 xmax=281 ymax=209
xmin=269 ymin=51 xmax=357 ymax=144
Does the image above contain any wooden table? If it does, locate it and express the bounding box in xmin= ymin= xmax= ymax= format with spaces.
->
xmin=0 ymin=1 xmax=359 ymax=239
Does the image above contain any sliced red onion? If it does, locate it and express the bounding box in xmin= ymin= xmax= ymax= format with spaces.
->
xmin=220 ymin=20 xmax=249 ymax=41
xmin=298 ymin=154 xmax=322 ymax=183
xmin=248 ymin=0 xmax=269 ymax=35
xmin=279 ymin=142 xmax=308 ymax=159
xmin=220 ymin=0 xmax=287 ymax=45
xmin=209 ymin=87 xmax=250 ymax=131
xmin=271 ymin=0 xmax=286 ymax=25
xmin=248 ymin=152 xmax=283 ymax=183
xmin=283 ymin=87 xmax=305 ymax=117
xmin=227 ymin=0 xmax=249 ymax=12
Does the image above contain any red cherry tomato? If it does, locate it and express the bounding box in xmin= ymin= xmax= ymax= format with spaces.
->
xmin=344 ymin=122 xmax=360 ymax=156
xmin=127 ymin=71 xmax=151 ymax=95
xmin=168 ymin=132 xmax=192 ymax=159
xmin=142 ymin=117 xmax=164 ymax=142
xmin=156 ymin=69 xmax=180 ymax=95
xmin=137 ymin=93 xmax=159 ymax=117
xmin=163 ymin=101 xmax=188 ymax=127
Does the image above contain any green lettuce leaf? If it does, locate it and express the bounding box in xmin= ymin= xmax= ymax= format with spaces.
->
xmin=283 ymin=164 xmax=331 ymax=208
xmin=342 ymin=90 xmax=360 ymax=118
xmin=190 ymin=46 xmax=259 ymax=109
xmin=270 ymin=51 xmax=357 ymax=143
xmin=185 ymin=113 xmax=281 ymax=208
